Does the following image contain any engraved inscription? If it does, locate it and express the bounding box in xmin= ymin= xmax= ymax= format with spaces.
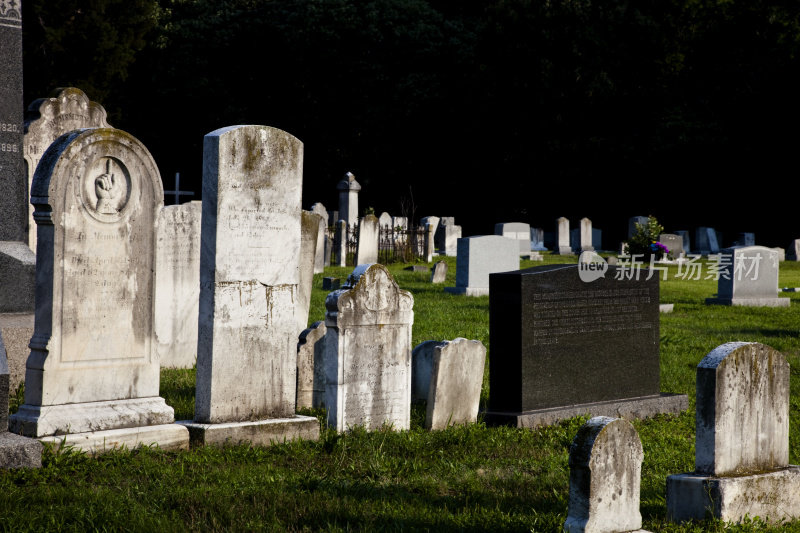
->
xmin=532 ymin=287 xmax=653 ymax=346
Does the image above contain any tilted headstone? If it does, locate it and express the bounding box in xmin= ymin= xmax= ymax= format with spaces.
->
xmin=178 ymin=125 xmax=319 ymax=446
xmin=355 ymin=214 xmax=379 ymax=265
xmin=627 ymin=216 xmax=648 ymax=239
xmin=0 ymin=332 xmax=42 ymax=469
xmin=659 ymin=233 xmax=684 ymax=259
xmin=154 ymin=200 xmax=202 ymax=369
xmin=298 ymin=211 xmax=322 ymax=334
xmin=445 ymin=236 xmax=519 ymax=296
xmin=296 ymin=321 xmax=327 ymax=410
xmin=667 ymin=342 xmax=800 ymax=524
xmin=8 ymin=127 xmax=188 ymax=453
xmin=411 ymin=338 xmax=486 ymax=430
xmin=564 ymin=416 xmax=643 ymax=533
xmin=0 ymin=4 xmax=34 ymax=313
xmin=430 ymin=260 xmax=448 ymax=283
xmin=485 ymin=264 xmax=687 ymax=427
xmin=24 ymin=87 xmax=111 ymax=250
xmin=556 ymin=217 xmax=573 ymax=255
xmin=705 ymin=246 xmax=788 ymax=307
xmin=324 ymin=264 xmax=414 ymax=431
xmin=495 ymin=222 xmax=532 ymax=255
xmin=337 ymin=172 xmax=360 ymax=228
xmin=695 ymin=227 xmax=720 ymax=255
xmin=439 ymin=217 xmax=455 ymax=226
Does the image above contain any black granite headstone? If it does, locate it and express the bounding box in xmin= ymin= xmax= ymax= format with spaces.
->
xmin=486 ymin=264 xmax=686 ymax=427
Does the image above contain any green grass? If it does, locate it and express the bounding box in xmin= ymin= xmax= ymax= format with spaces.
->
xmin=4 ymin=255 xmax=800 ymax=531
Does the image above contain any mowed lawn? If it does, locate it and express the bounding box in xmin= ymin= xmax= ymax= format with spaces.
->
xmin=3 ymin=254 xmax=800 ymax=532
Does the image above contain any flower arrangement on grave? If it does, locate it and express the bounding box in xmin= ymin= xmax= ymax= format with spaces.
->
xmin=624 ymin=216 xmax=670 ymax=261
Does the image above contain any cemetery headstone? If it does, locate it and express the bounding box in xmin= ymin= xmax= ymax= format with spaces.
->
xmin=310 ymin=202 xmax=330 ymax=267
xmin=177 ymin=125 xmax=318 ymax=447
xmin=658 ymin=233 xmax=684 ymax=259
xmin=675 ymin=230 xmax=691 ymax=254
xmin=0 ymin=332 xmax=42 ymax=469
xmin=337 ymin=172 xmax=360 ymax=228
xmin=355 ymin=214 xmax=379 ymax=265
xmin=154 ymin=200 xmax=202 ymax=369
xmin=579 ymin=218 xmax=594 ymax=252
xmin=24 ymin=87 xmax=112 ymax=251
xmin=296 ymin=321 xmax=327 ymax=410
xmin=705 ymin=246 xmax=788 ymax=307
xmin=8 ymin=127 xmax=189 ymax=453
xmin=563 ymin=416 xmax=644 ymax=533
xmin=445 ymin=236 xmax=519 ymax=296
xmin=556 ymin=217 xmax=573 ymax=255
xmin=378 ymin=211 xmax=392 ymax=228
xmin=591 ymin=228 xmax=602 ymax=251
xmin=732 ymin=232 xmax=755 ymax=247
xmin=430 ymin=260 xmax=448 ymax=283
xmin=424 ymin=223 xmax=434 ymax=262
xmin=411 ymin=338 xmax=486 ymax=430
xmin=627 ymin=216 xmax=648 ymax=239
xmin=325 ymin=264 xmax=414 ymax=431
xmin=495 ymin=222 xmax=532 ymax=255
xmin=440 ymin=217 xmax=455 ymax=226
xmin=435 ymin=222 xmax=461 ymax=256
xmin=392 ymin=216 xmax=408 ymax=245
xmin=484 ymin=264 xmax=687 ymax=427
xmin=790 ymin=239 xmax=800 ymax=261
xmin=695 ymin=227 xmax=720 ymax=255
xmin=420 ymin=216 xmax=440 ymax=239
xmin=773 ymin=247 xmax=786 ymax=262
xmin=667 ymin=342 xmax=800 ymax=524
xmin=298 ymin=211 xmax=322 ymax=334
xmin=0 ymin=4 xmax=34 ymax=313
xmin=322 ymin=277 xmax=341 ymax=290
xmin=334 ymin=219 xmax=347 ymax=266
xmin=530 ymin=228 xmax=547 ymax=251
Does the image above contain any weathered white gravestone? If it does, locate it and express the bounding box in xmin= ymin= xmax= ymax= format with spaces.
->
xmin=564 ymin=416 xmax=644 ymax=533
xmin=297 ymin=210 xmax=322 ymax=334
xmin=24 ymin=87 xmax=111 ymax=251
xmin=154 ymin=200 xmax=201 ymax=369
xmin=410 ymin=338 xmax=486 ymax=430
xmin=435 ymin=221 xmax=461 ymax=256
xmin=556 ymin=217 xmax=573 ymax=255
xmin=178 ymin=125 xmax=319 ymax=446
xmin=337 ymin=172 xmax=360 ymax=228
xmin=495 ymin=222 xmax=531 ymax=255
xmin=9 ymin=128 xmax=189 ymax=452
xmin=378 ymin=211 xmax=392 ymax=229
xmin=667 ymin=342 xmax=800 ymax=524
xmin=296 ymin=321 xmax=326 ymax=409
xmin=430 ymin=260 xmax=448 ymax=283
xmin=310 ymin=202 xmax=329 ymax=270
xmin=445 ymin=236 xmax=519 ymax=296
xmin=355 ymin=214 xmax=379 ymax=264
xmin=325 ymin=264 xmax=414 ymax=431
xmin=790 ymin=239 xmax=800 ymax=261
xmin=705 ymin=246 xmax=788 ymax=307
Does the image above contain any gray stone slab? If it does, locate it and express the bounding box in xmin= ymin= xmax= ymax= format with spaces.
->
xmin=705 ymin=246 xmax=789 ymax=307
xmin=411 ymin=340 xmax=439 ymax=402
xmin=178 ymin=415 xmax=319 ymax=448
xmin=495 ymin=222 xmax=531 ymax=254
xmin=355 ymin=214 xmax=379 ymax=265
xmin=695 ymin=227 xmax=720 ymax=254
xmin=0 ymin=432 xmax=42 ymax=469
xmin=298 ymin=211 xmax=322 ymax=334
xmin=1 ymin=312 xmax=36 ymax=400
xmin=296 ymin=321 xmax=326 ymax=410
xmin=530 ymin=228 xmax=547 ymax=251
xmin=659 ymin=304 xmax=674 ymax=313
xmin=423 ymin=338 xmax=485 ymax=430
xmin=675 ymin=230 xmax=691 ymax=254
xmin=445 ymin=236 xmax=519 ymax=296
xmin=435 ymin=223 xmax=461 ymax=256
xmin=430 ymin=261 xmax=447 ymax=283
xmin=659 ymin=233 xmax=684 ymax=258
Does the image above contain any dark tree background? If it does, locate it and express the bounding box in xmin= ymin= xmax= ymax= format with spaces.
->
xmin=21 ymin=0 xmax=800 ymax=248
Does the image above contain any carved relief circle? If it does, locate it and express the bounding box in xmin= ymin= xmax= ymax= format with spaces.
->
xmin=79 ymin=157 xmax=132 ymax=223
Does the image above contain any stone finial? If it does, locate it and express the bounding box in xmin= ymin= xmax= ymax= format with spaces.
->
xmin=337 ymin=171 xmax=361 ymax=191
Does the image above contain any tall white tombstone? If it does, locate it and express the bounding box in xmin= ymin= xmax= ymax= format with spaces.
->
xmin=579 ymin=218 xmax=594 ymax=252
xmin=310 ymin=202 xmax=330 ymax=268
xmin=705 ymin=246 xmax=788 ymax=307
xmin=564 ymin=416 xmax=644 ymax=533
xmin=445 ymin=236 xmax=519 ymax=296
xmin=420 ymin=216 xmax=440 ymax=238
xmin=154 ymin=200 xmax=202 ymax=369
xmin=297 ymin=211 xmax=322 ymax=334
xmin=667 ymin=342 xmax=800 ymax=524
xmin=23 ymin=87 xmax=111 ymax=251
xmin=9 ymin=128 xmax=189 ymax=452
xmin=325 ymin=264 xmax=414 ymax=431
xmin=355 ymin=214 xmax=379 ymax=264
xmin=334 ymin=219 xmax=347 ymax=267
xmin=556 ymin=217 xmax=573 ymax=255
xmin=337 ymin=172 xmax=360 ymax=228
xmin=178 ymin=125 xmax=319 ymax=446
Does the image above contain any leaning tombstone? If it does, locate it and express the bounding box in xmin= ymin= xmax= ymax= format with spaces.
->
xmin=154 ymin=200 xmax=202 ymax=369
xmin=556 ymin=217 xmax=573 ymax=255
xmin=445 ymin=236 xmax=519 ymax=296
xmin=355 ymin=214 xmax=379 ymax=264
xmin=564 ymin=417 xmax=644 ymax=533
xmin=0 ymin=334 xmax=42 ymax=469
xmin=667 ymin=342 xmax=800 ymax=524
xmin=296 ymin=321 xmax=327 ymax=410
xmin=325 ymin=264 xmax=414 ymax=431
xmin=297 ymin=211 xmax=322 ymax=334
xmin=8 ymin=128 xmax=189 ymax=453
xmin=705 ymin=246 xmax=788 ymax=307
xmin=177 ymin=125 xmax=319 ymax=447
xmin=24 ymin=87 xmax=111 ymax=250
xmin=430 ymin=260 xmax=448 ymax=283
xmin=484 ymin=264 xmax=687 ymax=427
xmin=411 ymin=338 xmax=486 ymax=430
xmin=420 ymin=216 xmax=440 ymax=238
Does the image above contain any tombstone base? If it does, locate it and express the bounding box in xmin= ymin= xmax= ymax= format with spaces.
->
xmin=38 ymin=424 xmax=189 ymax=455
xmin=444 ymin=287 xmax=489 ymax=297
xmin=666 ymin=466 xmax=800 ymax=524
xmin=483 ymin=393 xmax=688 ymax=428
xmin=557 ymin=247 xmax=575 ymax=255
xmin=705 ymin=297 xmax=790 ymax=308
xmin=177 ymin=415 xmax=320 ymax=448
xmin=0 ymin=432 xmax=43 ymax=469
xmin=10 ymin=397 xmax=177 ymax=437
xmin=0 ymin=242 xmax=35 ymax=313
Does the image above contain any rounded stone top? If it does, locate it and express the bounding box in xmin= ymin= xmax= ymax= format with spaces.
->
xmin=337 ymin=171 xmax=361 ymax=191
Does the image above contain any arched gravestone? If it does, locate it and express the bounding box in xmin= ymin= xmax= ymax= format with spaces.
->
xmin=9 ymin=128 xmax=188 ymax=453
xmin=325 ymin=263 xmax=414 ymax=431
xmin=23 ymin=88 xmax=111 ymax=251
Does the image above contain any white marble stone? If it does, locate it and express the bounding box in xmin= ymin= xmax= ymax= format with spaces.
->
xmin=705 ymin=246 xmax=789 ymax=307
xmin=556 ymin=217 xmax=573 ymax=255
xmin=298 ymin=211 xmax=322 ymax=334
xmin=337 ymin=172 xmax=360 ymax=228
xmin=324 ymin=264 xmax=414 ymax=432
xmin=495 ymin=222 xmax=531 ymax=254
xmin=435 ymin=223 xmax=461 ymax=256
xmin=420 ymin=216 xmax=440 ymax=238
xmin=154 ymin=201 xmax=201 ymax=369
xmin=445 ymin=236 xmax=519 ymax=296
xmin=378 ymin=211 xmax=392 ymax=228
xmin=40 ymin=424 xmax=189 ymax=454
xmin=579 ymin=218 xmax=594 ymax=252
xmin=296 ymin=321 xmax=326 ymax=409
xmin=8 ymin=127 xmax=185 ymax=450
xmin=564 ymin=416 xmax=643 ymax=533
xmin=430 ymin=261 xmax=448 ymax=284
xmin=334 ymin=219 xmax=348 ymax=267
xmin=355 ymin=214 xmax=379 ymax=265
